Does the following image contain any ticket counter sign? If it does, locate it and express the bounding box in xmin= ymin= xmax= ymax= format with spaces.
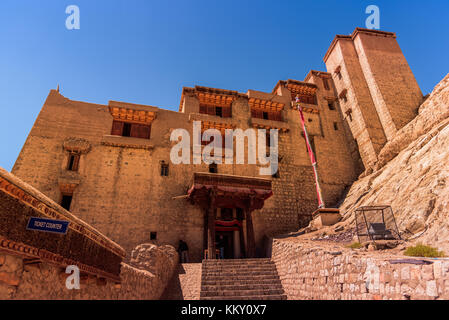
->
xmin=27 ymin=217 xmax=70 ymax=234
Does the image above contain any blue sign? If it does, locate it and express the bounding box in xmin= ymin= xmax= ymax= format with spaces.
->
xmin=26 ymin=217 xmax=70 ymax=234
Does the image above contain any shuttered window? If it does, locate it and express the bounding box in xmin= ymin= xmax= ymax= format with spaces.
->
xmin=251 ymin=109 xmax=283 ymax=121
xmin=199 ymin=104 xmax=232 ymax=118
xmin=111 ymin=120 xmax=151 ymax=139
xmin=111 ymin=121 xmax=124 ymax=136
xmin=296 ymin=94 xmax=317 ymax=105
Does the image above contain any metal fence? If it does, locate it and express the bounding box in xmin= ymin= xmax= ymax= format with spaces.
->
xmin=354 ymin=205 xmax=401 ymax=243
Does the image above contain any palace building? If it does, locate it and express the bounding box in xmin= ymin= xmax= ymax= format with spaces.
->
xmin=11 ymin=28 xmax=422 ymax=262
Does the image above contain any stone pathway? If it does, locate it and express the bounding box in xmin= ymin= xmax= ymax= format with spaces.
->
xmin=161 ymin=263 xmax=202 ymax=300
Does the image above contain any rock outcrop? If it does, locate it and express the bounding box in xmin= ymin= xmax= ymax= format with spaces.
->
xmin=129 ymin=243 xmax=178 ymax=292
xmin=339 ymin=74 xmax=449 ymax=252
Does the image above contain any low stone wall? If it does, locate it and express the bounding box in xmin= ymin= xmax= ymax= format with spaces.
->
xmin=0 ymin=243 xmax=178 ymax=300
xmin=272 ymin=238 xmax=449 ymax=300
xmin=162 ymin=263 xmax=202 ymax=300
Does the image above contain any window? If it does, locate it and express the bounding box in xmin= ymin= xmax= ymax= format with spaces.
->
xmin=322 ymin=78 xmax=330 ymax=90
xmin=310 ymin=136 xmax=317 ymax=160
xmin=60 ymin=194 xmax=73 ymax=211
xmin=150 ymin=232 xmax=157 ymax=240
xmin=327 ymin=101 xmax=335 ymax=110
xmin=346 ymin=109 xmax=353 ymax=122
xmin=111 ymin=121 xmax=151 ymax=139
xmin=160 ymin=161 xmax=169 ymax=176
xmin=333 ymin=122 xmax=339 ymax=130
xmin=251 ymin=109 xmax=282 ymax=121
xmin=339 ymin=89 xmax=348 ymax=103
xmin=209 ymin=163 xmax=218 ymax=173
xmin=296 ymin=94 xmax=317 ymax=105
xmin=199 ymin=104 xmax=231 ymax=118
xmin=266 ymin=131 xmax=271 ymax=148
xmin=335 ymin=66 xmax=342 ymax=80
xmin=301 ymin=133 xmax=317 ymax=161
xmin=263 ymin=112 xmax=269 ymax=120
xmin=67 ymin=153 xmax=80 ymax=171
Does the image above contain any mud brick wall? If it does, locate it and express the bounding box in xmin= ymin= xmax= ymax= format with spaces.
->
xmin=272 ymin=239 xmax=449 ymax=300
xmin=12 ymin=84 xmax=360 ymax=261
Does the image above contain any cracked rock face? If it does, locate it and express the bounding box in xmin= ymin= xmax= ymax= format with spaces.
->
xmin=340 ymin=74 xmax=449 ymax=253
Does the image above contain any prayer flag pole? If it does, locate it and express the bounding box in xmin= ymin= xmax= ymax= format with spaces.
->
xmin=295 ymin=96 xmax=325 ymax=209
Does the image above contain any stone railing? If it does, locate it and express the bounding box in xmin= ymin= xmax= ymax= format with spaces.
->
xmin=0 ymin=167 xmax=126 ymax=282
xmin=272 ymin=238 xmax=449 ymax=300
xmin=0 ymin=167 xmax=178 ymax=299
xmin=0 ymin=247 xmax=178 ymax=300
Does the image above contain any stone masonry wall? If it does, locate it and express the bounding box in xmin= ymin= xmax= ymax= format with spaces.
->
xmin=272 ymin=239 xmax=449 ymax=300
xmin=325 ymin=38 xmax=386 ymax=170
xmin=0 ymin=244 xmax=178 ymax=300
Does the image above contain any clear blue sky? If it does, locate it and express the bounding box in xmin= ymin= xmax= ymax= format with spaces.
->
xmin=0 ymin=0 xmax=448 ymax=171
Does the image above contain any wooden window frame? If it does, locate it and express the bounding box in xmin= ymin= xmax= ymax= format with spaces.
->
xmin=199 ymin=104 xmax=232 ymax=118
xmin=251 ymin=109 xmax=283 ymax=122
xmin=322 ymin=78 xmax=330 ymax=90
xmin=334 ymin=66 xmax=342 ymax=80
xmin=296 ymin=94 xmax=317 ymax=105
xmin=111 ymin=120 xmax=151 ymax=139
xmin=66 ymin=153 xmax=80 ymax=172
xmin=345 ymin=109 xmax=353 ymax=122
xmin=160 ymin=161 xmax=169 ymax=176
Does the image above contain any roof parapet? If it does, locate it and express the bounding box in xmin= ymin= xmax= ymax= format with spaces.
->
xmin=323 ymin=27 xmax=396 ymax=63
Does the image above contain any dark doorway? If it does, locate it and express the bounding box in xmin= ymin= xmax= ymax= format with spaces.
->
xmin=215 ymin=231 xmax=234 ymax=259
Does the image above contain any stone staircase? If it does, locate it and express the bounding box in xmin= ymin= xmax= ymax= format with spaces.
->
xmin=200 ymin=258 xmax=287 ymax=300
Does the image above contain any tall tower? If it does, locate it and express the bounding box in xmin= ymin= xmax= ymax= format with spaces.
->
xmin=324 ymin=28 xmax=422 ymax=170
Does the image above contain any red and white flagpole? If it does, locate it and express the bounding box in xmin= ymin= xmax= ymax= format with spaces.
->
xmin=295 ymin=96 xmax=325 ymax=209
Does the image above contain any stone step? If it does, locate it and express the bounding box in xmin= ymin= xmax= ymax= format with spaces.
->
xmin=201 ymin=294 xmax=287 ymax=300
xmin=201 ymin=283 xmax=283 ymax=292
xmin=200 ymin=258 xmax=285 ymax=301
xmin=203 ymin=260 xmax=274 ymax=266
xmin=202 ymin=262 xmax=276 ymax=267
xmin=202 ymin=271 xmax=278 ymax=277
xmin=202 ymin=258 xmax=272 ymax=263
xmin=201 ymin=288 xmax=285 ymax=297
xmin=202 ymin=275 xmax=280 ymax=282
xmin=202 ymin=265 xmax=277 ymax=271
xmin=202 ymin=279 xmax=282 ymax=286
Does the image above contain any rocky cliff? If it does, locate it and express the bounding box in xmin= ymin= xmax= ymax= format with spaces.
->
xmin=339 ymin=74 xmax=449 ymax=252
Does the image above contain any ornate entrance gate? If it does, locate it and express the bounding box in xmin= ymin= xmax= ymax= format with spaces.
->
xmin=186 ymin=173 xmax=272 ymax=259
